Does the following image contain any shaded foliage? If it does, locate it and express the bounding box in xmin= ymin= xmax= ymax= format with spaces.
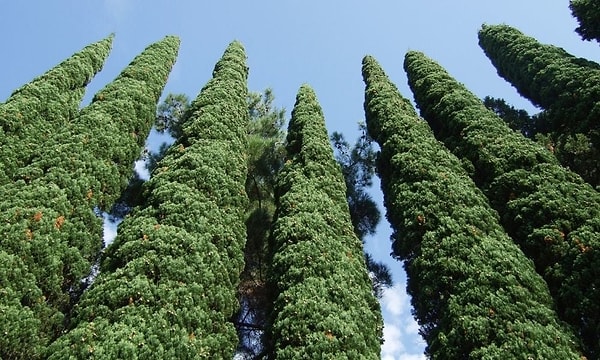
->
xmin=236 ymin=88 xmax=286 ymax=359
xmin=405 ymin=49 xmax=600 ymax=358
xmin=266 ymin=85 xmax=383 ymax=359
xmin=364 ymin=54 xmax=582 ymax=359
xmin=47 ymin=40 xmax=248 ymax=359
xmin=571 ymin=0 xmax=600 ymax=43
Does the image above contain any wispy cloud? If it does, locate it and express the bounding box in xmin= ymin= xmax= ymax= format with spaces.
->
xmin=380 ymin=284 xmax=426 ymax=359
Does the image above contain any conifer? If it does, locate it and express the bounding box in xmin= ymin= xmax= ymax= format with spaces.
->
xmin=47 ymin=41 xmax=248 ymax=359
xmin=404 ymin=50 xmax=600 ymax=358
xmin=266 ymin=85 xmax=382 ymax=359
xmin=0 ymin=36 xmax=179 ymax=359
xmin=478 ymin=24 xmax=600 ymax=186
xmin=0 ymin=35 xmax=113 ymax=184
xmin=363 ymin=54 xmax=582 ymax=359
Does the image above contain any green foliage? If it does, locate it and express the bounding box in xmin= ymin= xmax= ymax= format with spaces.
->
xmin=155 ymin=93 xmax=190 ymax=139
xmin=363 ymin=55 xmax=582 ymax=359
xmin=330 ymin=126 xmax=393 ymax=298
xmin=0 ymin=35 xmax=179 ymax=360
xmin=478 ymin=24 xmax=600 ymax=186
xmin=236 ymin=88 xmax=286 ymax=358
xmin=482 ymin=96 xmax=538 ymax=137
xmin=47 ymin=40 xmax=249 ymax=359
xmin=571 ymin=0 xmax=600 ymax=43
xmin=266 ymin=85 xmax=382 ymax=359
xmin=0 ymin=34 xmax=113 ymax=185
xmin=404 ymin=50 xmax=600 ymax=358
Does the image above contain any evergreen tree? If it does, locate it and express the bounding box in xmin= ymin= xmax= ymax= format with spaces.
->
xmin=266 ymin=85 xmax=382 ymax=359
xmin=0 ymin=36 xmax=179 ymax=360
xmin=47 ymin=40 xmax=248 ymax=359
xmin=404 ymin=50 xmax=600 ymax=358
xmin=478 ymin=24 xmax=600 ymax=186
xmin=363 ymin=54 xmax=582 ymax=359
xmin=0 ymin=35 xmax=114 ymax=184
xmin=570 ymin=0 xmax=600 ymax=43
xmin=330 ymin=126 xmax=393 ymax=298
xmin=236 ymin=88 xmax=287 ymax=359
xmin=482 ymin=96 xmax=538 ymax=138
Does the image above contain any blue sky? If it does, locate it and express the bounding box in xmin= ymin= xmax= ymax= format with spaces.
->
xmin=2 ymin=1 xmax=600 ymax=359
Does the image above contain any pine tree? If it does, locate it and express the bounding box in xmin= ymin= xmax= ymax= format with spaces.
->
xmin=570 ymin=0 xmax=600 ymax=43
xmin=47 ymin=40 xmax=248 ymax=359
xmin=266 ymin=84 xmax=382 ymax=359
xmin=0 ymin=36 xmax=179 ymax=360
xmin=363 ymin=54 xmax=582 ymax=359
xmin=404 ymin=50 xmax=600 ymax=358
xmin=0 ymin=35 xmax=114 ymax=184
xmin=478 ymin=24 xmax=600 ymax=186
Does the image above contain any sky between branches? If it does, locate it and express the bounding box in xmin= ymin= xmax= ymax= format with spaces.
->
xmin=2 ymin=1 xmax=600 ymax=358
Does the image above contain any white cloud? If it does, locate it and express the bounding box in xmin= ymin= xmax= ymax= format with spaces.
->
xmin=103 ymin=214 xmax=119 ymax=246
xmin=380 ymin=282 xmax=426 ymax=359
xmin=382 ymin=283 xmax=410 ymax=317
xmin=135 ymin=159 xmax=150 ymax=180
xmin=382 ymin=324 xmax=405 ymax=356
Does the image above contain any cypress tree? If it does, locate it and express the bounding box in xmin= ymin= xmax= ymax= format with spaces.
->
xmin=404 ymin=50 xmax=600 ymax=358
xmin=570 ymin=0 xmax=600 ymax=43
xmin=363 ymin=54 xmax=582 ymax=359
xmin=478 ymin=24 xmax=600 ymax=186
xmin=0 ymin=35 xmax=114 ymax=184
xmin=266 ymin=85 xmax=382 ymax=359
xmin=47 ymin=41 xmax=249 ymax=359
xmin=0 ymin=36 xmax=179 ymax=360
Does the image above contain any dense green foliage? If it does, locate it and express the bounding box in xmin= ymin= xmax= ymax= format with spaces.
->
xmin=266 ymin=85 xmax=382 ymax=359
xmin=0 ymin=36 xmax=179 ymax=360
xmin=404 ymin=50 xmax=600 ymax=358
xmin=47 ymin=41 xmax=248 ymax=359
xmin=363 ymin=54 xmax=582 ymax=359
xmin=478 ymin=24 xmax=600 ymax=186
xmin=0 ymin=35 xmax=113 ymax=185
xmin=482 ymin=96 xmax=538 ymax=138
xmin=570 ymin=0 xmax=600 ymax=43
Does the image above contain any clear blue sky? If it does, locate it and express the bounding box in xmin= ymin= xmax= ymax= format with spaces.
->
xmin=2 ymin=2 xmax=599 ymax=358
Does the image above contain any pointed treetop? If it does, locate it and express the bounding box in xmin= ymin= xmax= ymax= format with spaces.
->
xmin=362 ymin=55 xmax=419 ymax=142
xmin=9 ymin=33 xmax=114 ymax=100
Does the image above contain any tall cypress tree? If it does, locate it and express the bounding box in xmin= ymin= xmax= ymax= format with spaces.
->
xmin=0 ymin=35 xmax=114 ymax=184
xmin=266 ymin=85 xmax=382 ymax=359
xmin=570 ymin=0 xmax=600 ymax=43
xmin=404 ymin=50 xmax=600 ymax=358
xmin=0 ymin=36 xmax=179 ymax=360
xmin=478 ymin=24 xmax=600 ymax=186
xmin=363 ymin=54 xmax=582 ymax=359
xmin=47 ymin=41 xmax=249 ymax=359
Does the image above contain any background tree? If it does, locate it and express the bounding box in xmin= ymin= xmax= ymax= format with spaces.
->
xmin=482 ymin=96 xmax=538 ymax=138
xmin=0 ymin=34 xmax=113 ymax=185
xmin=0 ymin=35 xmax=179 ymax=360
xmin=266 ymin=84 xmax=382 ymax=359
xmin=236 ymin=88 xmax=286 ymax=359
xmin=47 ymin=40 xmax=249 ymax=359
xmin=363 ymin=54 xmax=582 ymax=359
xmin=405 ymin=49 xmax=600 ymax=358
xmin=330 ymin=125 xmax=393 ymax=298
xmin=570 ymin=0 xmax=600 ymax=43
xmin=478 ymin=24 xmax=600 ymax=187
